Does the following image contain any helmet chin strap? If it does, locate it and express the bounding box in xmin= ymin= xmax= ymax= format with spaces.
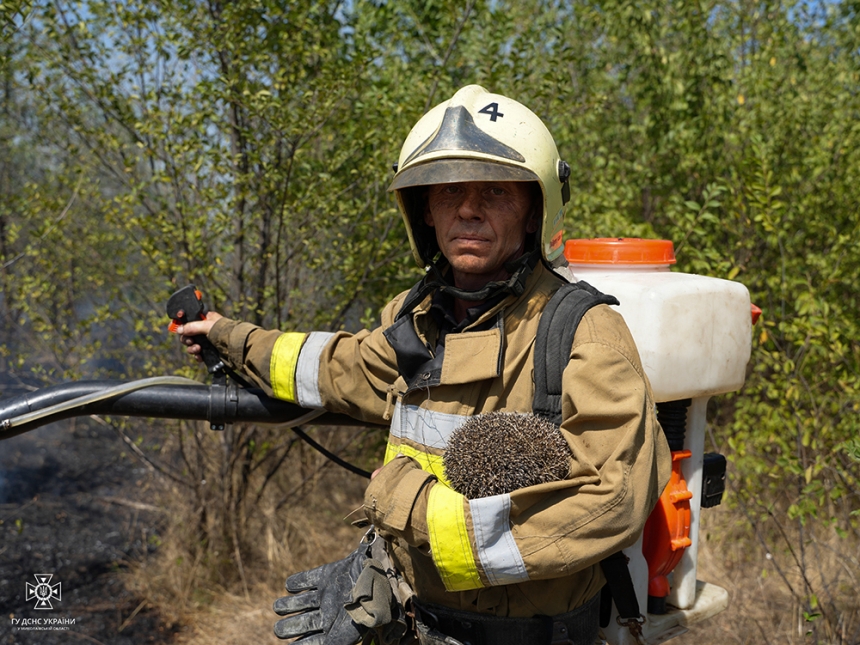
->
xmin=431 ymin=250 xmax=541 ymax=301
xmin=395 ymin=250 xmax=540 ymax=321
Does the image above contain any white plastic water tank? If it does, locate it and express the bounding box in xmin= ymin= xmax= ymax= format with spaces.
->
xmin=562 ymin=238 xmax=755 ymax=645
xmin=564 ymin=238 xmax=752 ymax=402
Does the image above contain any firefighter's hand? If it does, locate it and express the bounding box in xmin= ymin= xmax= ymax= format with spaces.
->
xmin=177 ymin=312 xmax=222 ymax=361
xmin=273 ymin=546 xmax=369 ymax=644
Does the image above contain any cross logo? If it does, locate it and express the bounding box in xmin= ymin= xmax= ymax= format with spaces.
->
xmin=25 ymin=574 xmax=62 ymax=610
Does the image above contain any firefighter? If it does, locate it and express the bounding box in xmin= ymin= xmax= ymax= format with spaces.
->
xmin=179 ymin=85 xmax=671 ymax=645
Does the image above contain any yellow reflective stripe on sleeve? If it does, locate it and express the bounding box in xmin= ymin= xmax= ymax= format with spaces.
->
xmin=427 ymin=484 xmax=483 ymax=591
xmin=383 ymin=442 xmax=399 ymax=465
xmin=384 ymin=442 xmax=448 ymax=485
xmin=270 ymin=332 xmax=307 ymax=402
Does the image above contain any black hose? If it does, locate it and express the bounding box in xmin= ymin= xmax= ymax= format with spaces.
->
xmin=289 ymin=426 xmax=371 ymax=478
xmin=0 ymin=379 xmax=377 ymax=442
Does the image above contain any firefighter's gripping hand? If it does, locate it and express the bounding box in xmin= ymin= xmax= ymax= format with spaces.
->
xmin=273 ymin=546 xmax=370 ymax=645
xmin=177 ymin=313 xmax=222 ymax=362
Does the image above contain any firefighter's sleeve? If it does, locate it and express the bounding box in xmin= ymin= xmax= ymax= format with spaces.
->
xmin=363 ymin=306 xmax=672 ymax=591
xmin=206 ymin=296 xmax=406 ymax=425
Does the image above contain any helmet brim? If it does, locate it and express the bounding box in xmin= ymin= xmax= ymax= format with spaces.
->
xmin=388 ymin=158 xmax=539 ymax=192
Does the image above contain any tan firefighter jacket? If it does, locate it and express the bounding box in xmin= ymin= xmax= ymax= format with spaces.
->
xmin=207 ymin=263 xmax=672 ymax=618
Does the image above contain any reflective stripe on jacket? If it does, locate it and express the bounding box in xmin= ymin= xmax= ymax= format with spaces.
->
xmin=208 ymin=263 xmax=671 ymax=618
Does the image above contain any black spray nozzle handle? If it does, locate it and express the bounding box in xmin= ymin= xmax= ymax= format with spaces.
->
xmin=166 ymin=284 xmax=224 ymax=374
xmin=166 ymin=284 xmax=208 ymax=325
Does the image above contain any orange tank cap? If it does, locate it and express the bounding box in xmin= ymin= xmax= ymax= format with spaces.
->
xmin=564 ymin=238 xmax=676 ymax=265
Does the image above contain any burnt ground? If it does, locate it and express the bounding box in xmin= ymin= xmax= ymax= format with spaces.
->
xmin=0 ymin=417 xmax=180 ymax=644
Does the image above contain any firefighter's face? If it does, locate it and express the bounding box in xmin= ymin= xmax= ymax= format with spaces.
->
xmin=424 ymin=181 xmax=538 ymax=291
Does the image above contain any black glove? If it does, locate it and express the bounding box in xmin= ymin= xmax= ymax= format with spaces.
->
xmin=273 ymin=540 xmax=371 ymax=644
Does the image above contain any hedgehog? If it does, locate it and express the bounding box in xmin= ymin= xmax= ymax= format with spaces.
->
xmin=443 ymin=412 xmax=572 ymax=499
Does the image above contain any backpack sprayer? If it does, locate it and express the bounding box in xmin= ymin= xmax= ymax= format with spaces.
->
xmin=563 ymin=238 xmax=759 ymax=645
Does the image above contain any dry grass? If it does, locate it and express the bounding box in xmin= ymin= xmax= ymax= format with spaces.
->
xmin=160 ymin=505 xmax=859 ymax=645
xmin=170 ymin=585 xmax=284 ymax=645
xmin=121 ymin=424 xmax=858 ymax=645
xmin=128 ymin=490 xmax=368 ymax=644
xmin=673 ymin=505 xmax=860 ymax=645
xmin=126 ymin=424 xmax=374 ymax=643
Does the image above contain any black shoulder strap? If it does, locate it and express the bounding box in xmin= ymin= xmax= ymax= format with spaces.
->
xmin=532 ymin=280 xmax=619 ymax=424
xmin=532 ymin=281 xmax=644 ymax=629
xmin=599 ymin=551 xmax=644 ymax=628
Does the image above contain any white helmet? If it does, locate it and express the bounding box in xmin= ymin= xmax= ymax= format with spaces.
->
xmin=389 ymin=85 xmax=570 ymax=269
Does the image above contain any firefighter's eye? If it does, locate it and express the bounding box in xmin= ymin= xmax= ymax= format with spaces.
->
xmin=431 ymin=184 xmax=462 ymax=196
